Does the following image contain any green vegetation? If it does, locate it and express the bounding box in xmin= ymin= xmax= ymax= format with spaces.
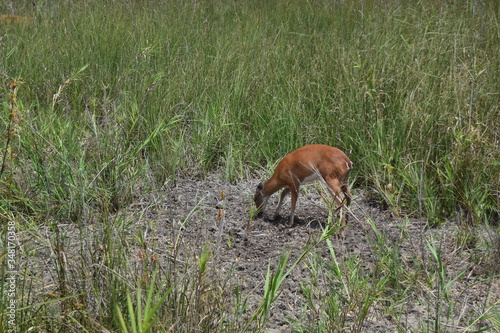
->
xmin=1 ymin=0 xmax=499 ymax=331
xmin=1 ymin=0 xmax=498 ymax=222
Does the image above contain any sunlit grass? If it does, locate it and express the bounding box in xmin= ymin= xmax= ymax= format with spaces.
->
xmin=1 ymin=0 xmax=499 ymax=331
xmin=2 ymin=0 xmax=497 ymax=224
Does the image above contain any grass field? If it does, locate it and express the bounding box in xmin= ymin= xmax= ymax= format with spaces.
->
xmin=1 ymin=0 xmax=499 ymax=331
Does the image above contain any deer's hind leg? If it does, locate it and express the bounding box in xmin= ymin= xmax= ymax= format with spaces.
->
xmin=325 ymin=177 xmax=349 ymax=236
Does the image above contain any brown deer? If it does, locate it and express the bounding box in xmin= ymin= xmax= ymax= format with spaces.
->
xmin=254 ymin=144 xmax=353 ymax=229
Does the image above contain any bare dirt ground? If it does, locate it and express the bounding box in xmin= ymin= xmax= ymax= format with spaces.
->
xmin=27 ymin=176 xmax=497 ymax=331
xmin=129 ymin=176 xmax=499 ymax=332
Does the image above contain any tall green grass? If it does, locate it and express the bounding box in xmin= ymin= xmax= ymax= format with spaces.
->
xmin=1 ymin=0 xmax=499 ymax=331
xmin=1 ymin=0 xmax=498 ymax=224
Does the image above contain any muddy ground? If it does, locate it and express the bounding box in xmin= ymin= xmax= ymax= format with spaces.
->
xmin=125 ymin=176 xmax=498 ymax=332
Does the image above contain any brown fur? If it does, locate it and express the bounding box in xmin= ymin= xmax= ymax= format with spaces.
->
xmin=254 ymin=144 xmax=353 ymax=230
